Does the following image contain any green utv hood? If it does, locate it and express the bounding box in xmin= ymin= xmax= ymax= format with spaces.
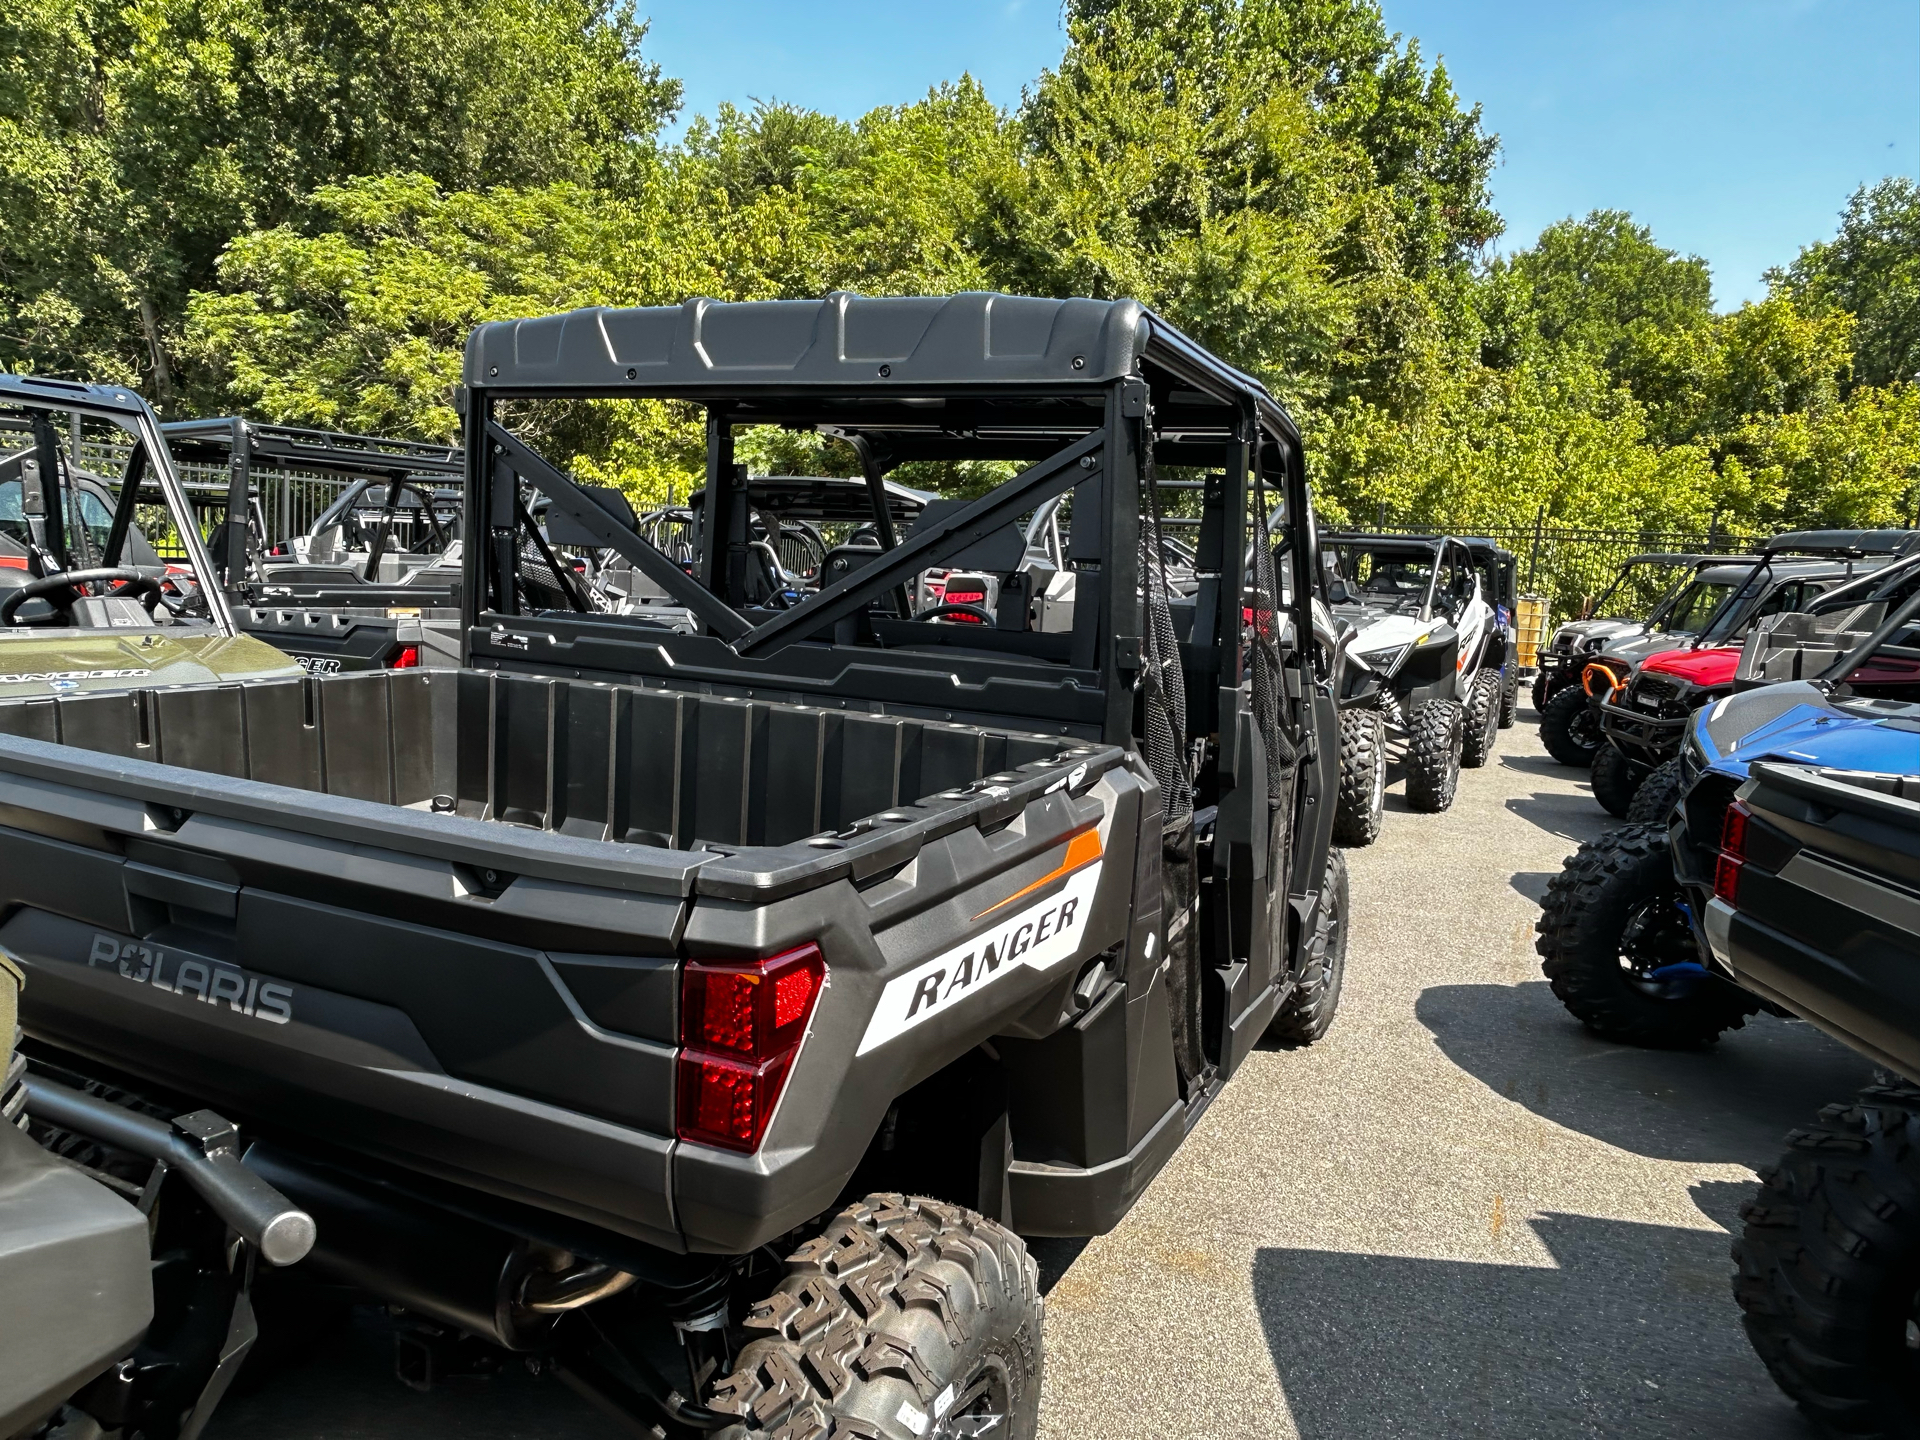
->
xmin=0 ymin=629 xmax=304 ymax=699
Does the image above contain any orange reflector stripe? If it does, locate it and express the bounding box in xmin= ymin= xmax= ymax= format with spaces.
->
xmin=972 ymin=828 xmax=1103 ymax=920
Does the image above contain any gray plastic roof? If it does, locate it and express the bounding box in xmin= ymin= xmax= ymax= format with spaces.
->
xmin=464 ymin=292 xmax=1296 ymax=437
xmin=0 ymin=371 xmax=152 ymax=421
xmin=1764 ymin=528 xmax=1920 ymax=557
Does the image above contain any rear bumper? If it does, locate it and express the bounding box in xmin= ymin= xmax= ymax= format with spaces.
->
xmin=1722 ymin=907 xmax=1920 ymax=1084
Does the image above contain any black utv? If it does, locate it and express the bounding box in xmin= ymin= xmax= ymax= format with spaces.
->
xmin=0 ymin=293 xmax=1348 ymax=1440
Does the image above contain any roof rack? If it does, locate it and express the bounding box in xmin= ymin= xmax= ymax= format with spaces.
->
xmin=162 ymin=418 xmax=462 ymax=479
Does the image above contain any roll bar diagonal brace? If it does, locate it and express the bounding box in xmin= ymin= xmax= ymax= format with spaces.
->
xmin=481 ymin=420 xmax=1109 ymax=661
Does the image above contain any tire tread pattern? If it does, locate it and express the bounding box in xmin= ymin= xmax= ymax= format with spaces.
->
xmin=1626 ymin=758 xmax=1685 ymax=824
xmin=1734 ymin=1081 xmax=1920 ymax=1439
xmin=711 ymin=1194 xmax=1042 ymax=1440
xmin=1404 ymin=700 xmax=1463 ymax=813
xmin=1590 ymin=742 xmax=1646 ymax=820
xmin=1534 ymin=822 xmax=1759 ymax=1047
xmin=1462 ymin=669 xmax=1501 ymax=768
xmin=1539 ymin=685 xmax=1601 ymax=768
xmin=1331 ymin=710 xmax=1385 ymax=846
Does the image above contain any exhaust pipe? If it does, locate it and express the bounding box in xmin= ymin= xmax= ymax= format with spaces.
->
xmin=242 ymin=1144 xmax=634 ymax=1350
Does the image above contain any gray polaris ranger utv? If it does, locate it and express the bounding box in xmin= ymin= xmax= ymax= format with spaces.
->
xmin=0 ymin=293 xmax=1346 ymax=1439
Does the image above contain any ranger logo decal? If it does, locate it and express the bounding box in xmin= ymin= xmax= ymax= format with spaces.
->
xmin=857 ymin=831 xmax=1103 ymax=1055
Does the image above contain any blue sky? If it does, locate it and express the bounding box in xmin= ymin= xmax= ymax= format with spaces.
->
xmin=642 ymin=1 xmax=1920 ymax=307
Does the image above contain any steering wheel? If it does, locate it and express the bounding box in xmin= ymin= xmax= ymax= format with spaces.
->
xmin=916 ymin=603 xmax=997 ymax=627
xmin=0 ymin=569 xmax=166 ymax=628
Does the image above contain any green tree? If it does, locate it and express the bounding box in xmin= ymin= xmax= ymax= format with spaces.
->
xmin=1778 ymin=177 xmax=1920 ymax=390
xmin=0 ymin=0 xmax=676 ymax=403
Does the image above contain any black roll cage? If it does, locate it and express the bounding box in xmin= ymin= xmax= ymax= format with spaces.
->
xmin=162 ymin=418 xmax=464 ymax=586
xmin=457 ymin=295 xmax=1319 ymax=747
xmin=1321 ymin=531 xmax=1479 ymax=623
xmin=0 ymin=374 xmax=237 ymax=633
xmin=1694 ymin=532 xmax=1920 ymax=651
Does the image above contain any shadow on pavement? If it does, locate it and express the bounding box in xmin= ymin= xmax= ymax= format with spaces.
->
xmin=1503 ymin=791 xmax=1609 ymax=845
xmin=207 ymin=1307 xmax=607 ymax=1440
xmin=1508 ymin=870 xmax=1560 ymax=904
xmin=1497 ymin=751 xmax=1580 ymax=777
xmin=1028 ymin=1235 xmax=1093 ymax=1295
xmin=1252 ymin=1196 xmax=1812 ymax=1440
xmin=1415 ymin=980 xmax=1873 ymax=1167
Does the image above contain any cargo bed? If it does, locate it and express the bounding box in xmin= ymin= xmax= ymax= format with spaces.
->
xmin=0 ymin=669 xmax=1160 ymax=1254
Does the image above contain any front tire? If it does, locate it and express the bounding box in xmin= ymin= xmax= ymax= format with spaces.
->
xmin=712 ymin=1194 xmax=1043 ymax=1440
xmin=1535 ymin=823 xmax=1759 ymax=1047
xmin=1404 ymin=700 xmax=1463 ymax=812
xmin=1735 ymin=1082 xmax=1920 ymax=1440
xmin=1332 ymin=709 xmax=1386 ymax=846
xmin=1461 ymin=669 xmax=1501 ymax=769
xmin=1268 ymin=848 xmax=1348 ymax=1045
xmin=1498 ymin=667 xmax=1518 ymax=728
xmin=1589 ymin=742 xmax=1648 ymax=819
xmin=1626 ymin=758 xmax=1685 ymax=824
xmin=1539 ymin=685 xmax=1602 ymax=768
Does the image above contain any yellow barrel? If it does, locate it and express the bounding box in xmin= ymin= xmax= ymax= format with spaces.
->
xmin=1516 ymin=594 xmax=1552 ymax=669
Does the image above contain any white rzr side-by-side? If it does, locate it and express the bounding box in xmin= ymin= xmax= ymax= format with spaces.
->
xmin=1323 ymin=533 xmax=1510 ymax=843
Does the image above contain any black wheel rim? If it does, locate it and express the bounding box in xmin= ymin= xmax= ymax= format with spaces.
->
xmin=935 ymin=1354 xmax=1012 ymax=1437
xmin=1569 ymin=705 xmax=1601 ymax=750
xmin=1616 ymin=888 xmax=1702 ymax=999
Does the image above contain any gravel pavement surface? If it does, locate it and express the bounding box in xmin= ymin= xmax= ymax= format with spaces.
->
xmin=208 ymin=708 xmax=1867 ymax=1439
xmin=1031 ymin=709 xmax=1866 ymax=1440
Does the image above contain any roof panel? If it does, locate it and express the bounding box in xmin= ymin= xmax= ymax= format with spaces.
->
xmin=465 ymin=291 xmax=1154 ymax=391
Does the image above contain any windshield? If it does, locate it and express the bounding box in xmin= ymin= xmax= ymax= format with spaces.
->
xmin=1655 ymin=581 xmax=1734 ymax=635
xmin=1 ymin=477 xmax=133 ymax=563
xmin=1340 ymin=551 xmax=1435 ymax=598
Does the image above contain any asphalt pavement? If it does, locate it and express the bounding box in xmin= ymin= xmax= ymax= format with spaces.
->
xmin=1032 ymin=709 xmax=1866 ymax=1440
xmin=209 ymin=707 xmax=1867 ymax=1439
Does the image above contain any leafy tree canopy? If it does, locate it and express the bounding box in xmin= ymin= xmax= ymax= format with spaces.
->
xmin=3 ymin=0 xmax=1915 ymax=538
xmin=1777 ymin=177 xmax=1920 ymax=391
xmin=0 ymin=0 xmax=675 ymax=399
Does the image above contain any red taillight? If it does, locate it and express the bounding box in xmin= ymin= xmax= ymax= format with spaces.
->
xmin=389 ymin=646 xmax=421 ymax=669
xmin=1721 ymin=800 xmax=1750 ymax=859
xmin=677 ymin=943 xmax=824 ymax=1152
xmin=1715 ymin=800 xmax=1751 ymax=905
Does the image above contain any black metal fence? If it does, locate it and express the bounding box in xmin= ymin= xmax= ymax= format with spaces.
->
xmin=1356 ymin=515 xmax=1765 ymax=626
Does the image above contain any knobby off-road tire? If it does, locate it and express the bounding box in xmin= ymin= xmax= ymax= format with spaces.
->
xmin=1461 ymin=669 xmax=1501 ymax=769
xmin=1531 ymin=671 xmax=1553 ymax=715
xmin=1535 ymin=822 xmax=1759 ymax=1047
xmin=711 ymin=1194 xmax=1042 ymax=1440
xmin=1539 ymin=685 xmax=1603 ymax=768
xmin=1404 ymin=700 xmax=1463 ymax=813
xmin=1267 ymin=848 xmax=1349 ymax=1045
xmin=1589 ymin=742 xmax=1648 ymax=819
xmin=1735 ymin=1082 xmax=1920 ymax=1440
xmin=1626 ymin=758 xmax=1685 ymax=825
xmin=1499 ymin=666 xmax=1519 ymax=729
xmin=1331 ymin=709 xmax=1386 ymax=846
